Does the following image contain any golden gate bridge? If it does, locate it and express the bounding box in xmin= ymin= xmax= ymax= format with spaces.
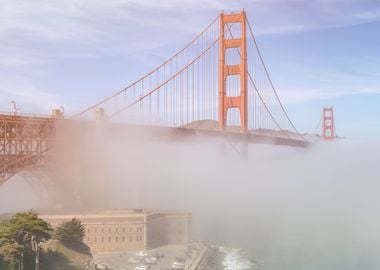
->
xmin=0 ymin=11 xmax=333 ymax=187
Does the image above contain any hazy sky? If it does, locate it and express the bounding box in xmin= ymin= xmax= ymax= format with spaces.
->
xmin=0 ymin=0 xmax=379 ymax=139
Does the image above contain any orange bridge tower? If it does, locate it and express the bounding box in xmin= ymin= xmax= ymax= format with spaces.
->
xmin=323 ymin=107 xmax=335 ymax=141
xmin=218 ymin=11 xmax=248 ymax=133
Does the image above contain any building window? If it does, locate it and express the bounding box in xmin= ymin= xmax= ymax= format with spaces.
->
xmin=115 ymin=237 xmax=118 ymax=242
xmin=87 ymin=237 xmax=90 ymax=242
xmin=116 ymin=228 xmax=118 ymax=233
xmin=101 ymin=228 xmax=104 ymax=233
xmin=123 ymin=228 xmax=125 ymax=233
xmin=109 ymin=237 xmax=111 ymax=242
xmin=129 ymin=236 xmax=132 ymax=242
xmin=95 ymin=228 xmax=97 ymax=233
xmin=101 ymin=237 xmax=104 ymax=242
xmin=123 ymin=236 xmax=125 ymax=242
xmin=129 ymin=227 xmax=132 ymax=232
xmin=94 ymin=237 xmax=97 ymax=243
xmin=109 ymin=228 xmax=111 ymax=233
xmin=87 ymin=228 xmax=90 ymax=233
xmin=136 ymin=236 xmax=138 ymax=241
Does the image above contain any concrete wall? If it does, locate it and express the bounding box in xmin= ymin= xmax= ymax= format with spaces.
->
xmin=41 ymin=209 xmax=191 ymax=253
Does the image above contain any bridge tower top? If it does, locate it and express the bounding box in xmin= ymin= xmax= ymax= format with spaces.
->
xmin=323 ymin=107 xmax=335 ymax=141
xmin=218 ymin=11 xmax=248 ymax=133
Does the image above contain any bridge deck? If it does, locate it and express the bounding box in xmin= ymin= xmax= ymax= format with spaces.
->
xmin=0 ymin=114 xmax=308 ymax=185
xmin=86 ymin=121 xmax=308 ymax=148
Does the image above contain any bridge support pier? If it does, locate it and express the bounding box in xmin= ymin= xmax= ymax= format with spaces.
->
xmin=220 ymin=136 xmax=248 ymax=159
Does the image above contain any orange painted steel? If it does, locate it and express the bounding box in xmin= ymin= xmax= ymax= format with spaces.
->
xmin=0 ymin=10 xmax=313 ymax=186
xmin=323 ymin=107 xmax=335 ymax=141
xmin=0 ymin=114 xmax=56 ymax=184
xmin=218 ymin=11 xmax=248 ymax=133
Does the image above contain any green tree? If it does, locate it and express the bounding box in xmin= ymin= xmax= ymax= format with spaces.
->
xmin=55 ymin=218 xmax=85 ymax=243
xmin=0 ymin=220 xmax=12 ymax=245
xmin=8 ymin=211 xmax=52 ymax=243
xmin=0 ymin=211 xmax=52 ymax=269
xmin=0 ymin=242 xmax=23 ymax=267
xmin=0 ymin=220 xmax=22 ymax=269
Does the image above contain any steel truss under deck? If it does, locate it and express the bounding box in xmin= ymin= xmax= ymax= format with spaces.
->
xmin=0 ymin=114 xmax=55 ymax=184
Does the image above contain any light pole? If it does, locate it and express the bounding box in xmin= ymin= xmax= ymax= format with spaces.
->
xmin=11 ymin=101 xmax=18 ymax=116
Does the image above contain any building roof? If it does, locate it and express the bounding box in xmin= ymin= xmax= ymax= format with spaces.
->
xmin=39 ymin=208 xmax=190 ymax=221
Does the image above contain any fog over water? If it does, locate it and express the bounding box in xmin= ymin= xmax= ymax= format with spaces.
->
xmin=0 ymin=126 xmax=379 ymax=270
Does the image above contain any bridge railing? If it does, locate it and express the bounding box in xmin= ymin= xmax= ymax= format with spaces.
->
xmin=0 ymin=111 xmax=54 ymax=119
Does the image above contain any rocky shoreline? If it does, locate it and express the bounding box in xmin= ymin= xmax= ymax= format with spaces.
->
xmin=198 ymin=246 xmax=258 ymax=270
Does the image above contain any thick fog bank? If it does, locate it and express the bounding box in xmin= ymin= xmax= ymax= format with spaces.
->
xmin=109 ymin=138 xmax=380 ymax=270
xmin=1 ymin=133 xmax=379 ymax=269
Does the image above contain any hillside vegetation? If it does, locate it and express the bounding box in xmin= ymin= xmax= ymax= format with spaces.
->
xmin=40 ymin=239 xmax=92 ymax=270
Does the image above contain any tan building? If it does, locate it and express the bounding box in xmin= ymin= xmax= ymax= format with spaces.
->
xmin=40 ymin=209 xmax=191 ymax=253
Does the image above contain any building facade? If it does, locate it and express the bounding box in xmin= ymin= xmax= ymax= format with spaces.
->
xmin=40 ymin=209 xmax=191 ymax=253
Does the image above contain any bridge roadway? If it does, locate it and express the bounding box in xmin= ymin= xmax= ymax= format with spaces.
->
xmin=106 ymin=122 xmax=308 ymax=147
xmin=0 ymin=113 xmax=308 ymax=185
